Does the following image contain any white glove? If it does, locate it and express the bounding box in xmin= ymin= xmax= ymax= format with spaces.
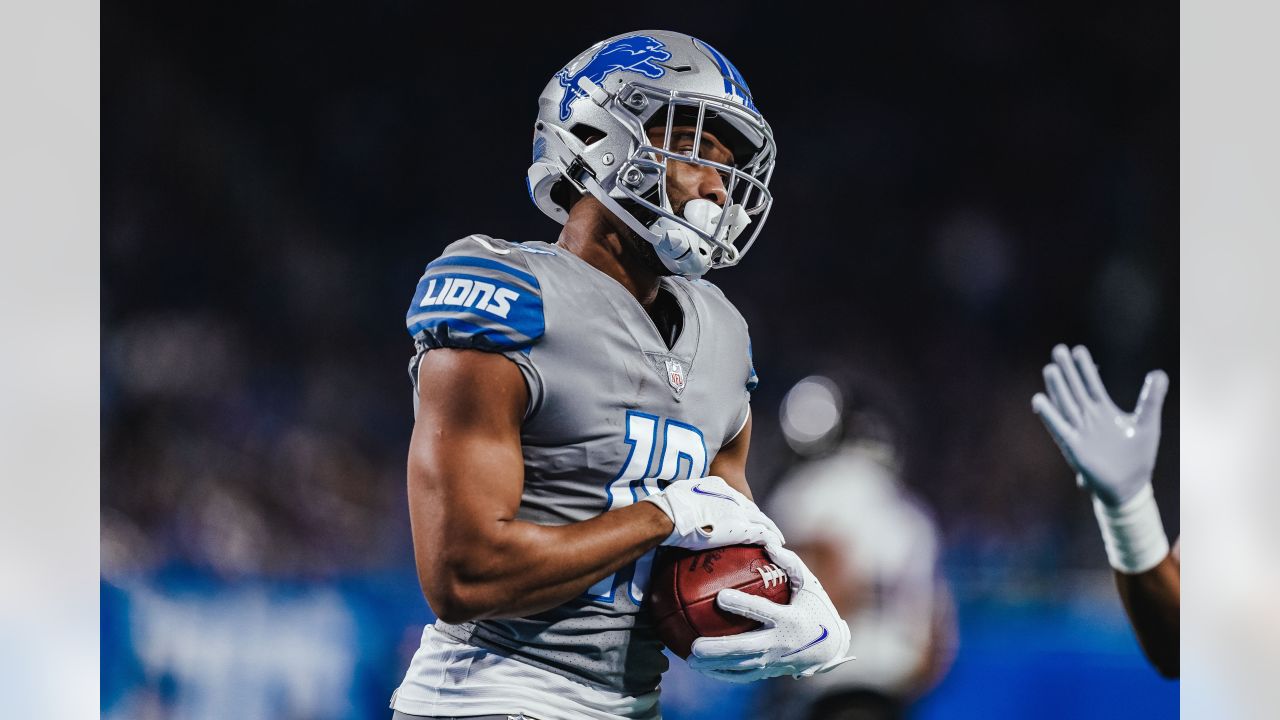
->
xmin=640 ymin=476 xmax=783 ymax=551
xmin=687 ymin=542 xmax=854 ymax=683
xmin=1031 ymin=344 xmax=1168 ymax=507
xmin=1031 ymin=343 xmax=1171 ymax=573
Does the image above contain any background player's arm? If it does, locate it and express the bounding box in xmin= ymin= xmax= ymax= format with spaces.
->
xmin=408 ymin=348 xmax=673 ymax=623
xmin=1115 ymin=540 xmax=1180 ymax=678
xmin=1032 ymin=344 xmax=1178 ymax=677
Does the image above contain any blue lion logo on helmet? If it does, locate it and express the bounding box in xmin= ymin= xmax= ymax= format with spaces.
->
xmin=556 ymin=35 xmax=671 ymax=121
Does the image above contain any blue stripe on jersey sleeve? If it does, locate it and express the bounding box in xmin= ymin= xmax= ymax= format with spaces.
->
xmin=409 ymin=317 xmax=532 ymax=353
xmin=746 ymin=341 xmax=759 ymax=392
xmin=405 ymin=270 xmax=545 ymax=350
xmin=425 ymin=255 xmax=540 ymax=289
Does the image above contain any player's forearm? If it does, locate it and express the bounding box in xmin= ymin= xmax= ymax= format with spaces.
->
xmin=1115 ymin=554 xmax=1180 ymax=678
xmin=418 ymin=501 xmax=672 ymax=623
xmin=1083 ymin=482 xmax=1179 ymax=676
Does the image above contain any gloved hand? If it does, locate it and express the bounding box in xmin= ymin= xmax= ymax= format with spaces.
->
xmin=1031 ymin=343 xmax=1171 ymax=574
xmin=687 ymin=542 xmax=854 ymax=683
xmin=1031 ymin=344 xmax=1169 ymax=507
xmin=641 ymin=476 xmax=783 ymax=551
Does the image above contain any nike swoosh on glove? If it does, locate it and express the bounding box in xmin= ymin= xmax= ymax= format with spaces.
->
xmin=640 ymin=476 xmax=783 ymax=552
xmin=687 ymin=543 xmax=854 ymax=683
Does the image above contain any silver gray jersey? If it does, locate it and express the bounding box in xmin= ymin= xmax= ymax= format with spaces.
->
xmin=404 ymin=234 xmax=757 ymax=694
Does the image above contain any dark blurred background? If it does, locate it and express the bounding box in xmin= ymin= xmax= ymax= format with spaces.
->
xmin=101 ymin=2 xmax=1178 ymax=718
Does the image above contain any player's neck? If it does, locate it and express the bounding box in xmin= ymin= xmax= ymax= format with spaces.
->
xmin=557 ymin=203 xmax=661 ymax=307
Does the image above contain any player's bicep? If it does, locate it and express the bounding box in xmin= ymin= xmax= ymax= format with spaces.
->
xmin=408 ymin=349 xmax=528 ymax=549
xmin=711 ymin=409 xmax=755 ymax=501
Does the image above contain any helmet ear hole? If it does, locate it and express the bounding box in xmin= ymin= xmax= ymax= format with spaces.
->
xmin=569 ymin=123 xmax=607 ymax=145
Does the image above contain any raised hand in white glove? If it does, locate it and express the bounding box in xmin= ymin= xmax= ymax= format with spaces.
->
xmin=1031 ymin=344 xmax=1169 ymax=507
xmin=1032 ymin=343 xmax=1171 ymax=574
xmin=686 ymin=542 xmax=853 ymax=683
xmin=640 ymin=476 xmax=783 ymax=552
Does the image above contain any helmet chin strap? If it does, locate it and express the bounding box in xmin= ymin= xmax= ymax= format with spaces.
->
xmin=540 ymin=126 xmax=661 ymax=242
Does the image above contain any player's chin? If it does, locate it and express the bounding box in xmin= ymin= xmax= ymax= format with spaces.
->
xmin=624 ymin=231 xmax=675 ymax=277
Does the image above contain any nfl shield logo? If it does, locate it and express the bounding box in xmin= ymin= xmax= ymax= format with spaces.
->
xmin=665 ymin=359 xmax=686 ymax=392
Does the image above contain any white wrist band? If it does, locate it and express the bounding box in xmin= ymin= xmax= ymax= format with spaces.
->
xmin=1092 ymin=483 xmax=1170 ymax=574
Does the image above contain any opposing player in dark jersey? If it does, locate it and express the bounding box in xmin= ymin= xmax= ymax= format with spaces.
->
xmin=1033 ymin=344 xmax=1179 ymax=678
xmin=390 ymin=31 xmax=851 ymax=720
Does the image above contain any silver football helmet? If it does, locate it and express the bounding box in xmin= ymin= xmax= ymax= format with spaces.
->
xmin=527 ymin=30 xmax=776 ymax=278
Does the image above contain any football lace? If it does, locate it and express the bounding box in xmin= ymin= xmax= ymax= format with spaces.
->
xmin=755 ymin=564 xmax=788 ymax=589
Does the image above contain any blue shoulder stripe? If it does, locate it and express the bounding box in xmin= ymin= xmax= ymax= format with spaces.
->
xmin=406 ymin=269 xmax=545 ymax=338
xmin=406 ymin=298 xmax=544 ymax=344
xmin=426 ymin=256 xmax=539 ymax=288
xmin=409 ymin=317 xmax=533 ymax=352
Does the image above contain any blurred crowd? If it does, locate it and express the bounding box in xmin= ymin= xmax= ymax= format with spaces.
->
xmin=102 ymin=0 xmax=1175 ymax=633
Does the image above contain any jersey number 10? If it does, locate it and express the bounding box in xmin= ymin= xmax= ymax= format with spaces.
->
xmin=585 ymin=411 xmax=708 ymax=605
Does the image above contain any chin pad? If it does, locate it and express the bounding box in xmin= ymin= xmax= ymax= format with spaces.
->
xmin=650 ymin=199 xmax=751 ymax=278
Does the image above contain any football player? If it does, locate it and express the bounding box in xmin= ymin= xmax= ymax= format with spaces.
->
xmin=390 ymin=31 xmax=851 ymax=720
xmin=765 ymin=375 xmax=956 ymax=719
xmin=1032 ymin=344 xmax=1179 ymax=678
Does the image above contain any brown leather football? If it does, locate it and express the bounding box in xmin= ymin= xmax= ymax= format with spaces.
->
xmin=647 ymin=544 xmax=791 ymax=659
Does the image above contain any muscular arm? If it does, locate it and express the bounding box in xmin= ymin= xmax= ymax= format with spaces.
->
xmin=1115 ymin=538 xmax=1180 ymax=678
xmin=711 ymin=411 xmax=755 ymax=500
xmin=407 ymin=348 xmax=673 ymax=624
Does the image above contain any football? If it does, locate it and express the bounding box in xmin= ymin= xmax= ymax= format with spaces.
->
xmin=648 ymin=544 xmax=792 ymax=659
